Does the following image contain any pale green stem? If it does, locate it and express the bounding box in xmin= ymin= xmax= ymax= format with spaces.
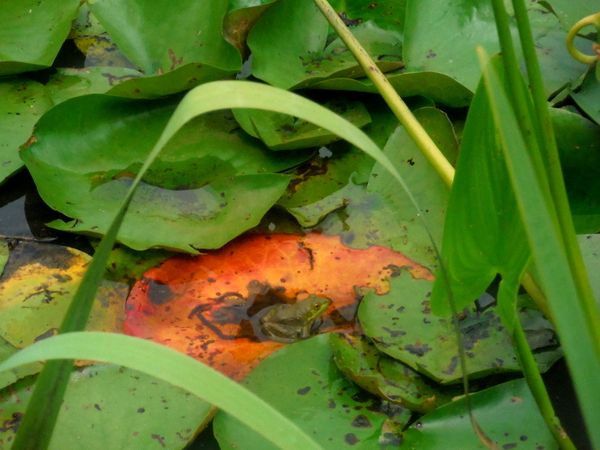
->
xmin=312 ymin=0 xmax=454 ymax=188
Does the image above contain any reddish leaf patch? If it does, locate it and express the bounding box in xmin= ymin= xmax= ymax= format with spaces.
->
xmin=125 ymin=233 xmax=433 ymax=380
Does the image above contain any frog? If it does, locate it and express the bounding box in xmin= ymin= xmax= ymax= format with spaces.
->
xmin=259 ymin=294 xmax=331 ymax=343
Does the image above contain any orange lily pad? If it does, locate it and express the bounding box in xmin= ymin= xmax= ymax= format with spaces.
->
xmin=124 ymin=233 xmax=433 ymax=380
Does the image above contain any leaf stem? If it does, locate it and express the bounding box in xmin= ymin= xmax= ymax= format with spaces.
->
xmin=311 ymin=0 xmax=454 ymax=188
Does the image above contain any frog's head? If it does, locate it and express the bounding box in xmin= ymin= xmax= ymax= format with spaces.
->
xmin=305 ymin=294 xmax=332 ymax=321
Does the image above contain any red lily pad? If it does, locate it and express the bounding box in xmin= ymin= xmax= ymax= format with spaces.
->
xmin=124 ymin=233 xmax=433 ymax=380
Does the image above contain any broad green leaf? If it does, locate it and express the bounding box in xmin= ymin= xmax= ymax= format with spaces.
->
xmin=541 ymin=0 xmax=600 ymax=30
xmin=551 ymin=107 xmax=600 ymax=233
xmin=278 ymin=95 xmax=399 ymax=226
xmin=430 ymin=75 xmax=530 ymax=319
xmin=248 ymin=0 xmax=402 ymax=90
xmin=0 ymin=241 xmax=7 ymax=275
xmin=88 ymin=0 xmax=241 ymax=97
xmin=479 ymin=48 xmax=600 ymax=449
xmin=305 ymin=106 xmax=452 ymax=268
xmin=360 ymin=272 xmax=561 ymax=384
xmin=214 ymin=334 xmax=412 ymax=449
xmin=233 ymin=96 xmax=371 ymax=150
xmin=0 ymin=332 xmax=324 ymax=450
xmin=310 ymin=71 xmax=474 ymax=108
xmin=46 ymin=67 xmax=143 ymax=105
xmin=0 ymin=78 xmax=53 ymax=185
xmin=571 ymin=69 xmax=600 ymax=126
xmin=401 ymin=379 xmax=558 ymax=448
xmin=404 ymin=0 xmax=506 ymax=91
xmin=22 ymin=95 xmax=310 ymax=251
xmin=0 ymin=241 xmax=127 ymax=347
xmin=0 ymin=336 xmax=42 ymax=391
xmin=0 ymin=364 xmax=212 ymax=450
xmin=0 ymin=0 xmax=80 ymax=76
xmin=329 ymin=333 xmax=457 ymax=414
xmin=224 ymin=0 xmax=276 ymax=57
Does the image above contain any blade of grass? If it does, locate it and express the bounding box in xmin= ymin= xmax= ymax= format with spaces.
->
xmin=478 ymin=46 xmax=600 ymax=449
xmin=0 ymin=332 xmax=325 ymax=450
xmin=12 ymin=80 xmax=428 ymax=450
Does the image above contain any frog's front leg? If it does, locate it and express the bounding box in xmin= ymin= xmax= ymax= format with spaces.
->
xmin=261 ymin=322 xmax=299 ymax=344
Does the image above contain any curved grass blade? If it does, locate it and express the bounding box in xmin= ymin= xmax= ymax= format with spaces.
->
xmin=0 ymin=332 xmax=324 ymax=450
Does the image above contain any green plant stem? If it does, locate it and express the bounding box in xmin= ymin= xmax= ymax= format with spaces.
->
xmin=511 ymin=0 xmax=600 ymax=356
xmin=312 ymin=0 xmax=454 ymax=188
xmin=510 ymin=312 xmax=576 ymax=450
xmin=566 ymin=12 xmax=600 ymax=64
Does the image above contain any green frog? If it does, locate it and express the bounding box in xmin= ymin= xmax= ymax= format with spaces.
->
xmin=260 ymin=294 xmax=331 ymax=343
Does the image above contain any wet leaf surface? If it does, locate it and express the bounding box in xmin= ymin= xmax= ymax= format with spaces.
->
xmin=21 ymin=94 xmax=311 ymax=251
xmin=0 ymin=78 xmax=53 ymax=185
xmin=0 ymin=364 xmax=212 ymax=450
xmin=360 ymin=272 xmax=562 ymax=384
xmin=401 ymin=378 xmax=557 ymax=449
xmin=0 ymin=0 xmax=80 ymax=76
xmin=0 ymin=336 xmax=42 ymax=391
xmin=213 ymin=334 xmax=412 ymax=449
xmin=0 ymin=240 xmax=127 ymax=349
xmin=330 ymin=333 xmax=458 ymax=414
xmin=124 ymin=233 xmax=433 ymax=380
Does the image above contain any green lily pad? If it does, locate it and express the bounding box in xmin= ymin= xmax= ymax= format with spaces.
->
xmin=552 ymin=107 xmax=600 ymax=233
xmin=86 ymin=0 xmax=241 ymax=98
xmin=0 ymin=336 xmax=42 ymax=391
xmin=46 ymin=67 xmax=143 ymax=105
xmin=21 ymin=94 xmax=309 ymax=251
xmin=0 ymin=78 xmax=53 ymax=185
xmin=310 ymin=71 xmax=474 ymax=108
xmin=278 ymin=95 xmax=399 ymax=227
xmin=359 ymin=272 xmax=562 ymax=384
xmin=224 ymin=0 xmax=277 ymax=57
xmin=310 ymin=106 xmax=451 ymax=268
xmin=233 ymin=96 xmax=371 ymax=150
xmin=248 ymin=0 xmax=402 ymax=90
xmin=571 ymin=69 xmax=600 ymax=126
xmin=0 ymin=241 xmax=128 ymax=349
xmin=0 ymin=0 xmax=80 ymax=76
xmin=213 ymin=334 xmax=412 ymax=449
xmin=401 ymin=378 xmax=558 ymax=449
xmin=541 ymin=0 xmax=600 ymax=31
xmin=330 ymin=333 xmax=457 ymax=414
xmin=0 ymin=364 xmax=212 ymax=450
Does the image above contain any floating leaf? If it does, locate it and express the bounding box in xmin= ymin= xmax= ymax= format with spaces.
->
xmin=401 ymin=378 xmax=558 ymax=448
xmin=0 ymin=241 xmax=127 ymax=349
xmin=21 ymin=94 xmax=308 ymax=251
xmin=359 ymin=272 xmax=562 ymax=384
xmin=0 ymin=78 xmax=53 ymax=184
xmin=87 ymin=0 xmax=241 ymax=97
xmin=0 ymin=364 xmax=212 ymax=450
xmin=310 ymin=71 xmax=474 ymax=108
xmin=213 ymin=334 xmax=412 ymax=449
xmin=125 ymin=233 xmax=433 ymax=380
xmin=330 ymin=333 xmax=457 ymax=414
xmin=0 ymin=0 xmax=80 ymax=76
xmin=248 ymin=0 xmax=402 ymax=89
